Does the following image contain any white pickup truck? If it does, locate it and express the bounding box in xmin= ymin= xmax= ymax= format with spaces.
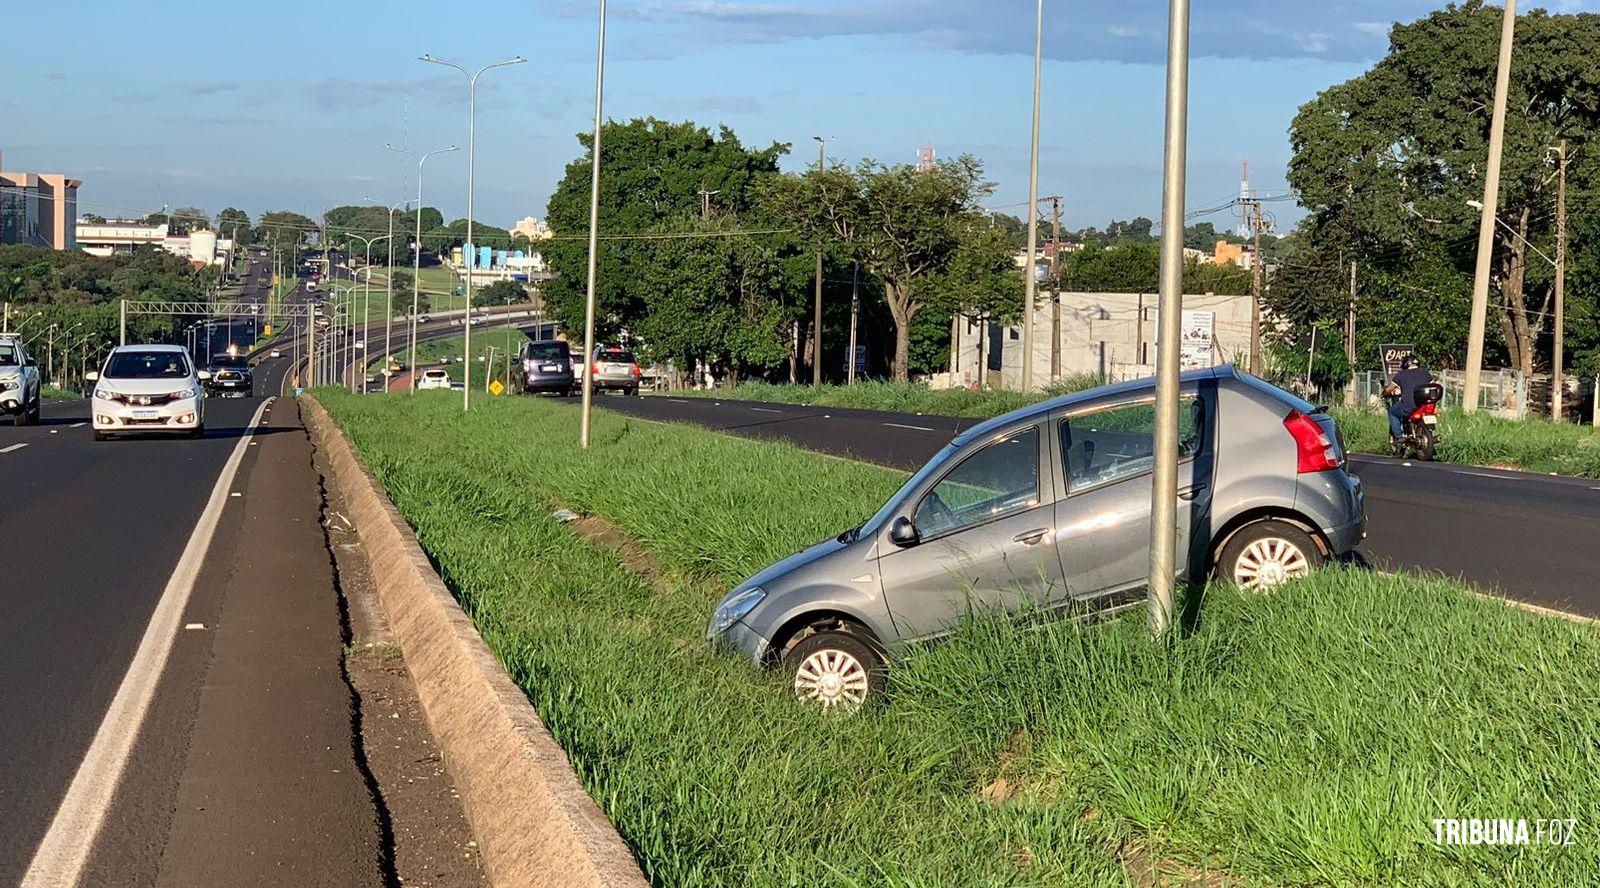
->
xmin=0 ymin=334 xmax=42 ymax=426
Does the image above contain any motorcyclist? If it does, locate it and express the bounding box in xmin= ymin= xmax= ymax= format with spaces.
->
xmin=1383 ymin=354 xmax=1435 ymax=441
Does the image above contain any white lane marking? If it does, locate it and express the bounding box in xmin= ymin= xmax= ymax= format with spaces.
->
xmin=883 ymin=422 xmax=935 ymax=432
xmin=22 ymin=396 xmax=274 ymax=888
xmin=1455 ymin=470 xmax=1515 ymax=480
xmin=0 ymin=442 xmax=27 ymax=453
xmin=667 ymin=398 xmax=689 ymax=404
xmin=750 ymin=407 xmax=784 ymax=414
xmin=70 ymin=422 xmax=85 ymax=428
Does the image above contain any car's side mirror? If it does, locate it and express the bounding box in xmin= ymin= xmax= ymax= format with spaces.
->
xmin=84 ymin=371 xmax=99 ymax=382
xmin=25 ymin=357 xmax=36 ymax=367
xmin=889 ymin=516 xmax=920 ymax=547
xmin=197 ymin=370 xmax=213 ymax=381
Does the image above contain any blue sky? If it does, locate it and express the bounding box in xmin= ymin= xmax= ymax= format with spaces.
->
xmin=0 ymin=1 xmax=1524 ymax=233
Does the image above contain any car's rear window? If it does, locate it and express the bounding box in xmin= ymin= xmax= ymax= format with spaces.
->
xmin=424 ymin=370 xmax=448 ymax=378
xmin=524 ymin=342 xmax=569 ymax=361
xmin=597 ymin=349 xmax=635 ymax=363
xmin=105 ymin=351 xmax=191 ymax=379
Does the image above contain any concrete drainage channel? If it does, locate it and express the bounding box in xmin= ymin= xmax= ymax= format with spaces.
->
xmin=303 ymin=396 xmax=649 ymax=888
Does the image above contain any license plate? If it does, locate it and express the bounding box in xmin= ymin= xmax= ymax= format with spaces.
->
xmin=132 ymin=409 xmax=159 ymax=420
xmin=1422 ymin=415 xmax=1438 ymax=425
xmin=542 ymin=363 xmax=562 ymax=372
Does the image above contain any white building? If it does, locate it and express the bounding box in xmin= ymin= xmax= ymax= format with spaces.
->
xmin=77 ymin=220 xmax=233 ymax=267
xmin=511 ymin=217 xmax=552 ymax=241
xmin=942 ymin=290 xmax=1257 ymax=390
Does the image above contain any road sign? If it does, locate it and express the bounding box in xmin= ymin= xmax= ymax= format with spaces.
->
xmin=488 ymin=379 xmax=504 ymax=396
xmin=264 ymin=324 xmax=273 ymax=336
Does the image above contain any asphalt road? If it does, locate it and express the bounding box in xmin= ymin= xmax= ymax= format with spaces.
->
xmin=0 ymin=260 xmax=383 ymax=886
xmin=597 ymin=394 xmax=1600 ymax=618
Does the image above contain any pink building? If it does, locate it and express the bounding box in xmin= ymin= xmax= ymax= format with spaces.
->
xmin=0 ymin=149 xmax=81 ymax=250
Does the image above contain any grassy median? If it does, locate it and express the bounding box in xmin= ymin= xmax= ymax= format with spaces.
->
xmin=319 ymin=390 xmax=1600 ymax=886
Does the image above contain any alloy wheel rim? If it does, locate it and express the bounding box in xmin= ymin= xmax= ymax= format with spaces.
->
xmin=793 ymin=648 xmax=869 ymax=711
xmin=1233 ymin=537 xmax=1310 ymax=589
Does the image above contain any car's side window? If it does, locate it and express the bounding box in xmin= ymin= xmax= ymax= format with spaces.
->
xmin=1059 ymin=398 xmax=1201 ymax=493
xmin=913 ymin=427 xmax=1040 ymax=538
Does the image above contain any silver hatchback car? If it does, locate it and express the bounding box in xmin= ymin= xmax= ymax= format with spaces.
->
xmin=708 ymin=366 xmax=1366 ymax=710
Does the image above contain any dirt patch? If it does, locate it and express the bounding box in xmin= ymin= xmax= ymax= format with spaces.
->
xmin=570 ymin=515 xmax=665 ymax=584
xmin=1119 ymin=840 xmax=1239 ymax=888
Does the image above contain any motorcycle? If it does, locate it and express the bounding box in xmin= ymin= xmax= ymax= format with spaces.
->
xmin=1384 ymin=380 xmax=1444 ymax=460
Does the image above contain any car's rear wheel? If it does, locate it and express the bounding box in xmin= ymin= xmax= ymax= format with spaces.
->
xmin=783 ymin=630 xmax=884 ymax=712
xmin=1217 ymin=520 xmax=1323 ymax=591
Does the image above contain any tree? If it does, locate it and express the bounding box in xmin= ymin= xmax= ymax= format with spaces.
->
xmin=1288 ymin=2 xmax=1600 ymax=375
xmin=172 ymin=206 xmax=211 ymax=232
xmin=217 ymin=207 xmax=253 ymax=244
xmin=762 ymin=156 xmax=1003 ymax=381
xmin=80 ymin=213 xmax=107 ymax=225
xmin=473 ymin=279 xmax=525 ymax=307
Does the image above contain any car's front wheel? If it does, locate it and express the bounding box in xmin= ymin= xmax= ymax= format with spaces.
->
xmin=1217 ymin=520 xmax=1323 ymax=591
xmin=783 ymin=630 xmax=885 ymax=712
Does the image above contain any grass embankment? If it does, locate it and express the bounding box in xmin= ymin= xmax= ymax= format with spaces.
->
xmin=318 ymin=390 xmax=1600 ymax=886
xmin=382 ymin=328 xmax=529 ymax=385
xmin=680 ymin=376 xmax=1102 ymax=418
xmin=41 ymin=385 xmax=79 ymax=399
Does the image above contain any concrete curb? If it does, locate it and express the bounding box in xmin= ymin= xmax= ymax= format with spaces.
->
xmin=302 ymin=395 xmax=647 ymax=888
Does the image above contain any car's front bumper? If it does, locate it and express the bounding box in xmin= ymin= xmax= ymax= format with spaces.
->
xmin=707 ymin=620 xmax=771 ymax=667
xmin=92 ymin=396 xmax=202 ymax=432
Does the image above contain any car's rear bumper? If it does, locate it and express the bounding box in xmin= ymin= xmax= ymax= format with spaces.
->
xmin=92 ymin=396 xmax=202 ymax=432
xmin=523 ymin=374 xmax=575 ymax=393
xmin=592 ymin=376 xmax=637 ymax=390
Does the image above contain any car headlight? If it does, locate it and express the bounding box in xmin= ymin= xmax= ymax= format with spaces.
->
xmin=0 ymin=377 xmax=17 ymax=392
xmin=171 ymin=387 xmax=196 ymax=399
xmin=710 ymin=587 xmax=766 ymax=636
xmin=94 ymin=386 xmax=118 ymax=401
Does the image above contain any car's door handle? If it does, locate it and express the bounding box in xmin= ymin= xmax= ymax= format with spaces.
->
xmin=1177 ymin=483 xmax=1207 ymax=501
xmin=1013 ymin=527 xmax=1051 ymax=545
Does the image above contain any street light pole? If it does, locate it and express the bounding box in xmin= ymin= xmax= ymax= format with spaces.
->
xmin=385 ymin=200 xmax=404 ymax=377
xmin=1020 ymin=0 xmax=1045 ymax=393
xmin=1147 ymin=0 xmax=1191 ymax=638
xmin=1462 ymin=0 xmax=1518 ymax=414
xmin=1553 ymin=139 xmax=1567 ymax=421
xmin=421 ymin=53 xmax=525 ymax=412
xmin=812 ymin=135 xmax=827 ymax=387
xmin=579 ymin=0 xmax=609 ymax=449
xmin=386 ymin=144 xmax=459 ymax=393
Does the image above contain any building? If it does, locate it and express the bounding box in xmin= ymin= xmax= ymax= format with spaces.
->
xmin=0 ymin=149 xmax=81 ymax=250
xmin=511 ymin=217 xmax=552 ymax=241
xmin=1212 ymin=239 xmax=1251 ymax=268
xmin=942 ymin=289 xmax=1258 ymax=390
xmin=77 ymin=220 xmax=234 ymax=267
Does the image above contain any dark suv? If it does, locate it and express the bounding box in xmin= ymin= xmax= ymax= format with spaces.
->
xmin=520 ymin=340 xmax=575 ymax=395
xmin=204 ymin=356 xmax=253 ymax=397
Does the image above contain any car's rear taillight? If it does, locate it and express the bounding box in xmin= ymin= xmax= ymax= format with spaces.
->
xmin=1284 ymin=409 xmax=1339 ymax=473
xmin=631 ymin=365 xmax=641 ymax=376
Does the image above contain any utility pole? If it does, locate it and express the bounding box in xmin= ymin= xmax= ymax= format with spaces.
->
xmin=578 ymin=0 xmax=608 ymax=448
xmin=1020 ymin=0 xmax=1045 ymax=392
xmin=119 ymin=299 xmax=127 ymax=346
xmin=811 ymin=136 xmax=827 ymax=386
xmin=847 ymin=262 xmax=860 ymax=384
xmin=1345 ymin=260 xmax=1358 ymax=404
xmin=1240 ymin=197 xmax=1271 ymax=374
xmin=1552 ymin=139 xmax=1567 ymax=421
xmin=1049 ymin=196 xmax=1062 ymax=379
xmin=1462 ymin=0 xmax=1518 ymax=413
xmin=1147 ymin=0 xmax=1191 ymax=639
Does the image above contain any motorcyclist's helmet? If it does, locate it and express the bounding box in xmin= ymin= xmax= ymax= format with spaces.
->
xmin=1399 ymin=354 xmax=1420 ymax=370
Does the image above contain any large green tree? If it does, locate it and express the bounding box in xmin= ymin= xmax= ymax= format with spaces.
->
xmin=762 ymin=156 xmax=1013 ymax=380
xmin=1288 ymin=2 xmax=1600 ymax=375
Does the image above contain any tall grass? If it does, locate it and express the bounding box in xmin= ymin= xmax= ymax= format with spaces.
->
xmin=1332 ymin=406 xmax=1600 ymax=478
xmin=321 ymin=390 xmax=1600 ymax=886
xmin=682 ymin=376 xmax=1103 ymax=419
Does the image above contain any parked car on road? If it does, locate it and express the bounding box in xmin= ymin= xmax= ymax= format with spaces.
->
xmin=707 ymin=366 xmax=1367 ymax=711
xmin=88 ymin=345 xmax=208 ymax=440
xmin=417 ymin=368 xmax=451 ymax=390
xmin=588 ymin=345 xmax=641 ymax=396
xmin=520 ymin=340 xmax=575 ymax=395
xmin=0 ymin=334 xmax=42 ymax=426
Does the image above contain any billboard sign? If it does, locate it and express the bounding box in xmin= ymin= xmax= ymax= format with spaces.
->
xmin=1378 ymin=343 xmax=1416 ymax=379
xmin=1179 ymin=309 xmax=1215 ymax=369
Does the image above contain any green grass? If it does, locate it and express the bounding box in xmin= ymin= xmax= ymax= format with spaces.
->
xmin=41 ymin=385 xmax=79 ymax=399
xmin=1332 ymin=406 xmax=1600 ymax=478
xmin=680 ymin=376 xmax=1104 ymax=419
xmin=383 ymin=328 xmax=530 ymax=385
xmin=318 ymin=390 xmax=1600 ymax=887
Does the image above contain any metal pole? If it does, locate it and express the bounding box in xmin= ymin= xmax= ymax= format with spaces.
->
xmin=579 ymin=0 xmax=608 ymax=449
xmin=847 ymin=261 xmax=859 ymax=385
xmin=1552 ymin=139 xmax=1566 ymax=421
xmin=812 ymin=136 xmax=826 ymax=386
xmin=386 ymin=203 xmax=398 ymax=379
xmin=1147 ymin=0 xmax=1191 ymax=638
xmin=1050 ymin=195 xmax=1062 ymax=379
xmin=1462 ymin=0 xmax=1518 ymax=414
xmin=1346 ymin=260 xmax=1357 ymax=403
xmin=119 ymin=299 xmax=126 ymax=346
xmin=1020 ymin=0 xmax=1044 ymax=392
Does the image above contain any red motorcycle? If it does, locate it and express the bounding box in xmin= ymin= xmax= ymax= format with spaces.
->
xmin=1384 ymin=380 xmax=1444 ymax=460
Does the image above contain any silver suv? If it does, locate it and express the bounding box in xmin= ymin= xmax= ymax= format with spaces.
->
xmin=708 ymin=366 xmax=1366 ymax=710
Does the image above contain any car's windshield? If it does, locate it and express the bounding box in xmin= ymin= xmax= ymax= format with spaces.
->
xmin=856 ymin=440 xmax=961 ymax=539
xmin=525 ymin=342 xmax=568 ymax=361
xmin=104 ymin=350 xmax=191 ymax=379
xmin=0 ymin=343 xmax=19 ymax=366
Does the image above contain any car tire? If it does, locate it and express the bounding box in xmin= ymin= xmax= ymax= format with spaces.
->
xmin=626 ymin=386 xmax=639 ymax=397
xmin=188 ymin=424 xmax=205 ymax=440
xmin=783 ymin=629 xmax=886 ymax=712
xmin=93 ymin=430 xmax=110 ymax=442
xmin=1216 ymin=519 xmax=1324 ymax=591
xmin=24 ymin=396 xmax=40 ymax=426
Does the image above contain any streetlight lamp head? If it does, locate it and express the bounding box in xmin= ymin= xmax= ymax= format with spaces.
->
xmin=1467 ymin=199 xmax=1485 ymax=209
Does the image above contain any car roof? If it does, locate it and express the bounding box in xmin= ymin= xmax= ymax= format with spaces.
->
xmin=952 ymin=365 xmax=1245 ymax=447
xmin=112 ymin=344 xmax=187 ymax=353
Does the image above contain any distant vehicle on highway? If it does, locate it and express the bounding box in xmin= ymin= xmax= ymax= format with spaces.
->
xmin=707 ymin=366 xmax=1367 ymax=711
xmin=0 ymin=334 xmax=42 ymax=426
xmin=88 ymin=345 xmax=208 ymax=440
xmin=519 ymin=340 xmax=575 ymax=395
xmin=417 ymin=314 xmax=431 ymax=324
xmin=417 ymin=369 xmax=451 ymax=390
xmin=588 ymin=345 xmax=641 ymax=397
xmin=204 ymin=355 xmax=253 ymax=398
xmin=270 ymin=349 xmax=282 ymax=358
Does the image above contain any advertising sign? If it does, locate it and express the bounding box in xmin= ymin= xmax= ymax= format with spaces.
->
xmin=1378 ymin=343 xmax=1416 ymax=380
xmin=1179 ymin=309 xmax=1215 ymax=369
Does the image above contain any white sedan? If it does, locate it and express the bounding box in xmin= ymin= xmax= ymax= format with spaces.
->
xmin=416 ymin=369 xmax=451 ymax=390
xmin=88 ymin=345 xmax=208 ymax=440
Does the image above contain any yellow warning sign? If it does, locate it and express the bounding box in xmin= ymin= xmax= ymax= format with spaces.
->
xmin=489 ymin=379 xmax=505 ymax=396
xmin=263 ymin=324 xmax=273 ymax=336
